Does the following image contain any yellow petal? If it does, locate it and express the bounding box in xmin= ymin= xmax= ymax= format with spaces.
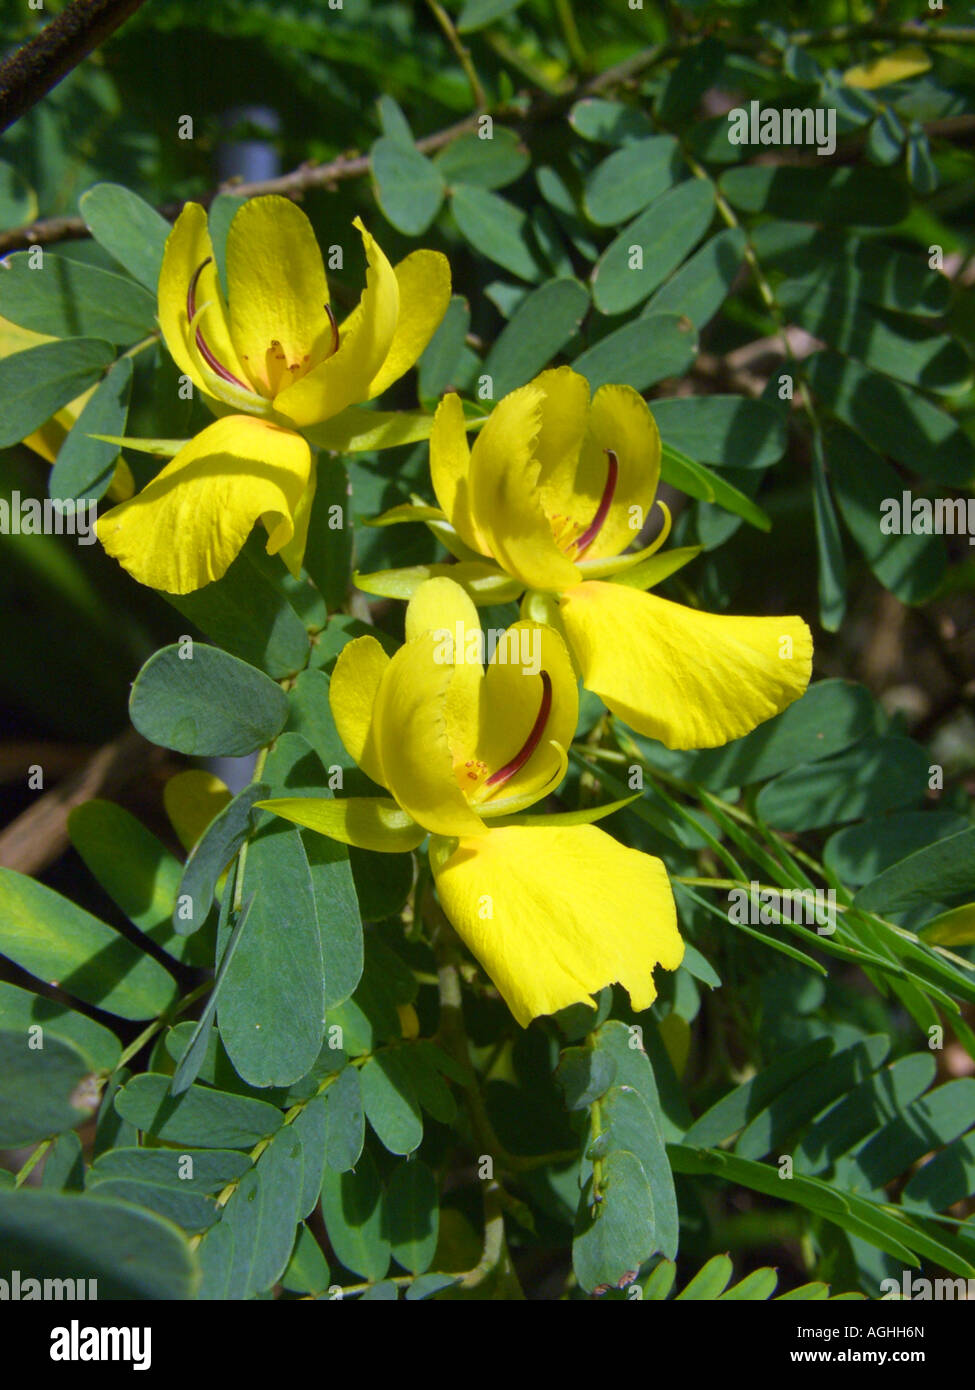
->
xmin=532 ymin=365 xmax=590 ymax=512
xmin=469 ymin=384 xmax=580 ymax=590
xmin=373 ymin=633 xmax=487 ymax=838
xmin=429 ymin=392 xmax=488 ymax=555
xmin=407 ymin=576 xmax=483 ymax=766
xmin=367 ymin=249 xmax=451 ymax=399
xmin=560 ymin=581 xmax=813 ymax=750
xmin=274 ymin=218 xmax=399 ymax=427
xmin=276 ymin=453 xmax=316 ymax=580
xmin=163 ymin=769 xmax=232 ymax=852
xmin=225 ymin=196 xmax=333 ymax=398
xmin=843 ymin=45 xmax=931 ymax=91
xmin=431 ymin=825 xmax=682 ymax=1027
xmin=97 ymin=415 xmax=312 ymax=593
xmin=475 ymin=621 xmax=577 ymax=812
xmin=573 ymin=384 xmax=660 ymax=561
xmin=256 ymin=795 xmax=424 ymax=852
xmin=158 ymin=202 xmax=248 ymax=400
xmin=330 ymin=636 xmax=390 ymax=787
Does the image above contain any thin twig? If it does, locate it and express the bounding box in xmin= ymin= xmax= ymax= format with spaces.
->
xmin=0 ymin=0 xmax=152 ymax=135
xmin=425 ymin=0 xmax=487 ymax=111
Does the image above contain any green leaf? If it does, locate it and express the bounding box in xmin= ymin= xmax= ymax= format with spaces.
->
xmin=851 ymin=1079 xmax=975 ymax=1190
xmin=292 ymin=1095 xmax=329 ymax=1219
xmin=434 ymin=129 xmax=529 ymax=189
xmin=0 ymin=1190 xmax=197 ymax=1299
xmin=751 ymin=224 xmax=949 ymax=317
xmin=208 ymin=1124 xmax=304 ymax=1297
xmin=556 ymin=1046 xmax=616 ymax=1110
xmin=48 ymin=356 xmax=132 ymax=501
xmin=0 ymin=979 xmax=120 ymax=1073
xmin=826 ymin=421 xmax=946 ymax=602
xmin=804 ymin=350 xmax=975 ymax=486
xmin=640 ymin=679 xmax=879 ymax=792
xmin=377 ymin=95 xmax=415 ymax=144
xmin=42 ymin=1131 xmax=84 ymax=1192
xmin=657 ymin=37 xmax=725 ymax=123
xmin=219 ymin=824 xmax=325 ymax=1088
xmin=457 ymin=0 xmax=526 ymax=31
xmin=321 ymin=1149 xmax=390 ymax=1282
xmin=0 ymin=252 xmax=156 ymax=344
xmin=796 ymin=1052 xmax=936 ymax=1175
xmin=720 ymin=165 xmax=910 ymax=227
xmin=326 ymin=1064 xmax=365 ymax=1171
xmin=583 ymin=136 xmax=682 ymax=226
xmin=867 ymin=107 xmax=906 ymax=165
xmin=484 ymin=278 xmax=589 ymax=396
xmin=451 ymin=184 xmax=541 ymax=283
xmin=573 ymin=313 xmax=697 ymax=392
xmin=825 ymin=810 xmax=970 ymax=888
xmin=258 ymin=731 xmax=364 ymax=1011
xmin=89 ymin=1179 xmax=218 ymax=1233
xmin=302 ymin=457 xmax=353 ymax=612
xmin=386 ymin=1159 xmax=439 ymax=1274
xmin=0 ymin=339 xmax=115 ymax=448
xmin=591 ymin=178 xmax=715 ymax=315
xmin=398 ymin=1042 xmax=457 ymax=1123
xmin=165 ymin=549 xmax=311 ymax=679
xmin=0 ymin=868 xmax=177 ymax=1021
xmin=129 ymin=643 xmax=289 ymax=757
xmin=170 ymin=891 xmax=254 ymax=1097
xmin=593 ymin=1083 xmax=678 ymax=1259
xmin=903 ymin=1131 xmax=975 ymax=1213
xmin=591 ymin=1018 xmax=692 ymax=1141
xmin=114 ymin=1074 xmax=283 ymax=1148
xmin=721 ymin=1267 xmax=781 ymax=1301
xmin=372 ymin=136 xmax=445 ymax=235
xmin=361 ymin=1051 xmax=424 ymax=1155
xmin=676 ymin=1254 xmax=733 ymax=1300
xmin=651 ymin=394 xmax=785 ymax=470
xmin=661 ymin=443 xmax=770 ymax=531
xmin=573 ymin=1151 xmax=655 ymax=1294
xmin=88 ymin=1146 xmax=251 ymax=1194
xmin=0 ymin=1030 xmax=97 ymax=1147
xmin=79 ymin=183 xmax=171 ymax=291
xmin=906 ymin=123 xmax=938 ymax=195
xmin=569 ymin=99 xmax=655 ymax=145
xmin=735 ymin=1035 xmax=890 ymax=1160
xmin=68 ymin=799 xmax=203 ymax=966
xmin=853 ymin=827 xmax=975 ymax=914
xmin=0 ymin=160 xmax=37 ymax=228
xmin=644 ymin=227 xmax=746 ymax=329
xmin=419 ymin=295 xmax=471 ymax=401
xmin=755 ymin=736 xmax=930 ymax=830
xmin=281 ymin=1222 xmax=331 ymax=1294
xmin=811 ymin=431 xmax=847 ymax=631
xmin=175 ymin=783 xmax=268 ymax=934
xmin=781 ymin=281 xmax=970 ymax=395
xmin=684 ymin=1039 xmax=834 ymax=1149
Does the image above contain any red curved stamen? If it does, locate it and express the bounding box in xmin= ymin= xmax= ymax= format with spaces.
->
xmin=187 ymin=258 xmax=251 ymax=391
xmin=574 ymin=449 xmax=619 ymax=557
xmin=324 ymin=302 xmax=339 ymax=357
xmin=484 ymin=671 xmax=553 ymax=790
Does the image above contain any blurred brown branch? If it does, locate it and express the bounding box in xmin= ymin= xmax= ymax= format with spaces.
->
xmin=0 ymin=728 xmax=159 ymax=876
xmin=0 ymin=0 xmax=152 ymax=135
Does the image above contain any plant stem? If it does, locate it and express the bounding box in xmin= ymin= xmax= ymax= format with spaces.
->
xmin=426 ymin=0 xmax=487 ymax=110
xmin=553 ymin=0 xmax=590 ymax=74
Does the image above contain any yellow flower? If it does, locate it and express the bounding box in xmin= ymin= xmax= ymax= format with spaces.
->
xmin=258 ymin=577 xmax=682 ymax=1027
xmin=360 ymin=367 xmax=813 ymax=750
xmin=97 ymin=195 xmax=450 ymax=593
